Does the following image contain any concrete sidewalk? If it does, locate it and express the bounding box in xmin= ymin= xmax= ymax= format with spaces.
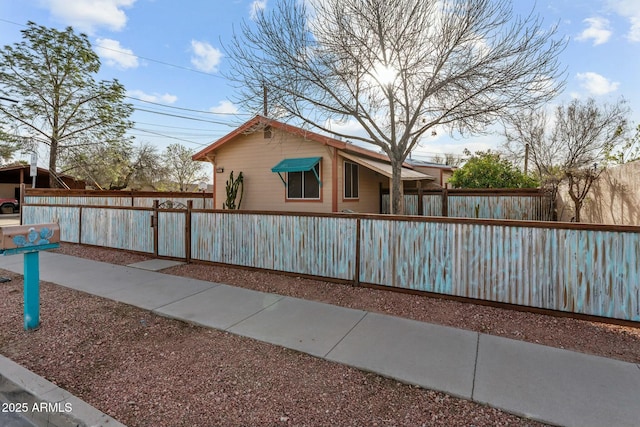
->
xmin=1 ymin=252 xmax=639 ymax=427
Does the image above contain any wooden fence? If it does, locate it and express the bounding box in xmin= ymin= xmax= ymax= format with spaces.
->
xmin=381 ymin=189 xmax=555 ymax=221
xmin=21 ymin=191 xmax=640 ymax=323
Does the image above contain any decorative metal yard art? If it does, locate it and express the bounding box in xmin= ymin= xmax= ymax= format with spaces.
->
xmin=0 ymin=224 xmax=60 ymax=330
xmin=223 ymin=171 xmax=244 ymax=210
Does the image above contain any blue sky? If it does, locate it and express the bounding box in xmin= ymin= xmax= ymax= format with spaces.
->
xmin=1 ymin=0 xmax=639 ymax=164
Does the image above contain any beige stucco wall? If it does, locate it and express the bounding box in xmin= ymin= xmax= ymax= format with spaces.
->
xmin=208 ymin=129 xmax=388 ymax=213
xmin=557 ymin=160 xmax=640 ymax=225
xmin=336 ymin=159 xmax=385 ymax=213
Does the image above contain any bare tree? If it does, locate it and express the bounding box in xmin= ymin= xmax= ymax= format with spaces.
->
xmin=431 ymin=153 xmax=464 ymax=167
xmin=162 ymin=144 xmax=208 ymax=192
xmin=504 ymin=98 xmax=629 ymax=222
xmin=225 ymin=0 xmax=566 ymax=213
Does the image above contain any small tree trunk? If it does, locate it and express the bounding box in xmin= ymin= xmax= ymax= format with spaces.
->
xmin=48 ymin=137 xmax=58 ymax=188
xmin=574 ymin=201 xmax=582 ymax=222
xmin=390 ymin=158 xmax=404 ymax=215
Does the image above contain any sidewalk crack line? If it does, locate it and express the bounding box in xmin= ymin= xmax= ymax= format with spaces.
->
xmin=323 ymin=311 xmax=369 ymax=358
xmin=470 ymin=333 xmax=480 ymax=401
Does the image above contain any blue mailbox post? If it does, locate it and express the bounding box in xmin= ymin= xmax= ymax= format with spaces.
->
xmin=0 ymin=224 xmax=60 ymax=330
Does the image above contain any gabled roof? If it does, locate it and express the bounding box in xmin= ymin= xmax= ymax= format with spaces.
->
xmin=192 ymin=115 xmax=413 ymax=167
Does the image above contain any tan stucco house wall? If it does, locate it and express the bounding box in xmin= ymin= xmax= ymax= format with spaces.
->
xmin=194 ymin=116 xmax=434 ymax=214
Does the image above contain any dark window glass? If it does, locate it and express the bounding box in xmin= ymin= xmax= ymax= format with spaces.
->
xmin=287 ymin=163 xmax=320 ymax=199
xmin=287 ymin=171 xmax=303 ymax=198
xmin=344 ymin=162 xmax=359 ymax=198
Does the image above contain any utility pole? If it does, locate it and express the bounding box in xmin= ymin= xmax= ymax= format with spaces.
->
xmin=524 ymin=143 xmax=529 ymax=174
xmin=263 ymin=85 xmax=268 ymax=117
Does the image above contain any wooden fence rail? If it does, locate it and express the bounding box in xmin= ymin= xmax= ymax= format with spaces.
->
xmin=21 ymin=201 xmax=640 ymax=323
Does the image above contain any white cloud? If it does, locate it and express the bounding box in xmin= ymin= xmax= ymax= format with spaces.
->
xmin=95 ymin=38 xmax=138 ymax=69
xmin=190 ymin=40 xmax=223 ymax=73
xmin=576 ymin=17 xmax=612 ymax=45
xmin=250 ymin=0 xmax=267 ymax=21
xmin=576 ymin=72 xmax=620 ymax=96
xmin=209 ymin=100 xmax=239 ymax=114
xmin=38 ymin=0 xmax=136 ymax=34
xmin=609 ymin=0 xmax=640 ymax=42
xmin=128 ymin=89 xmax=177 ymax=104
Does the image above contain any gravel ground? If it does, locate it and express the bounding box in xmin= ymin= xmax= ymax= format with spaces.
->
xmin=0 ymin=243 xmax=637 ymax=426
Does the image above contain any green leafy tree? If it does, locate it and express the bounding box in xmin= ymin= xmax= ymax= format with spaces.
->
xmin=0 ymin=22 xmax=133 ymax=187
xmin=448 ymin=150 xmax=538 ymax=188
xmin=162 ymin=144 xmax=208 ymax=191
xmin=225 ymin=0 xmax=566 ymax=214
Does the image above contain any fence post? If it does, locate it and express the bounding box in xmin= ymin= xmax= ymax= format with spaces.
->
xmin=186 ymin=200 xmax=192 ymax=263
xmin=417 ymin=183 xmax=424 ymax=216
xmin=152 ymin=200 xmax=159 ymax=257
xmin=354 ymin=218 xmax=361 ymax=286
xmin=78 ymin=205 xmax=83 ymax=245
xmin=442 ymin=189 xmax=449 ymax=217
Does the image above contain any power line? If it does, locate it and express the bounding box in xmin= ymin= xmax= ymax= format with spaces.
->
xmin=130 ymin=128 xmax=210 ymax=146
xmin=132 ymin=107 xmax=243 ymax=126
xmin=134 ymin=127 xmax=225 ymax=138
xmin=135 ymin=121 xmax=223 ymax=132
xmin=127 ymin=96 xmax=249 ymax=116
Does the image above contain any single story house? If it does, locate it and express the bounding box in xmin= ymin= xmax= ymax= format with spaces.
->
xmin=192 ymin=115 xmax=436 ymax=214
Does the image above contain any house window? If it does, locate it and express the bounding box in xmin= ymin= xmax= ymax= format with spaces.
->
xmin=287 ymin=163 xmax=320 ymax=199
xmin=344 ymin=161 xmax=359 ymax=199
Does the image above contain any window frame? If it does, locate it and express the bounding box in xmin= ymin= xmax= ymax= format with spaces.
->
xmin=343 ymin=161 xmax=359 ymax=200
xmin=286 ymin=161 xmax=321 ymax=200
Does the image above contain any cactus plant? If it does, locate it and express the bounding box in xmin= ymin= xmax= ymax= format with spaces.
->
xmin=223 ymin=171 xmax=244 ymax=209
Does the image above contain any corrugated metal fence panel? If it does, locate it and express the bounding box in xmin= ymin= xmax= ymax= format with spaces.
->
xmin=81 ymin=207 xmax=154 ymax=253
xmin=22 ymin=205 xmax=81 ymax=243
xmin=158 ymin=211 xmax=186 ymax=258
xmin=382 ymin=194 xmax=552 ymax=220
xmin=447 ymin=195 xmax=553 ymax=220
xmin=191 ymin=212 xmax=218 ymax=262
xmin=191 ymin=213 xmax=357 ymax=280
xmin=422 ymin=194 xmax=443 ymax=216
xmin=403 ymin=195 xmax=418 ymax=215
xmin=26 ymin=195 xmax=212 ymax=209
xmin=359 ymin=219 xmax=454 ymax=293
xmin=360 ymin=219 xmax=640 ymax=321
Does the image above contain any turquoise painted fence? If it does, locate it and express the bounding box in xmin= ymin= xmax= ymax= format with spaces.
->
xmin=81 ymin=207 xmax=154 ymax=253
xmin=158 ymin=211 xmax=186 ymax=258
xmin=447 ymin=194 xmax=553 ymax=220
xmin=22 ymin=205 xmax=81 ymax=243
xmin=381 ymin=190 xmax=554 ymax=221
xmin=191 ymin=212 xmax=357 ymax=280
xmin=24 ymin=195 xmax=132 ymax=206
xmin=20 ymin=198 xmax=640 ymax=323
xmin=359 ymin=218 xmax=640 ymax=321
xmin=24 ymin=189 xmax=213 ymax=210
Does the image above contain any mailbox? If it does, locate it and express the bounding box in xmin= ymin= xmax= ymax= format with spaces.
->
xmin=0 ymin=223 xmax=60 ymax=255
xmin=0 ymin=223 xmax=60 ymax=330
